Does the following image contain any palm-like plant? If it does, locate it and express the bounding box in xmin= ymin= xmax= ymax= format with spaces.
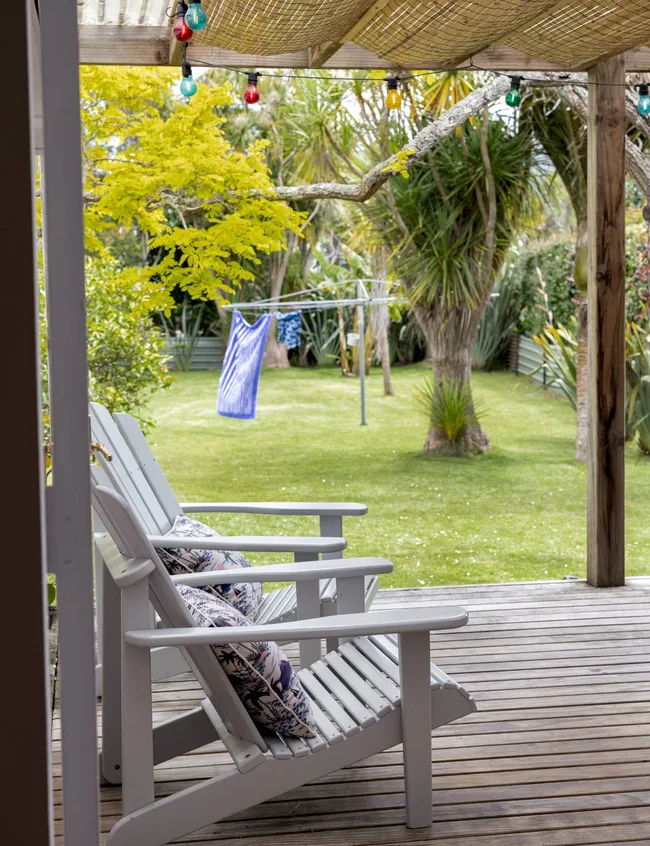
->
xmin=390 ymin=116 xmax=535 ymax=452
xmin=533 ymin=321 xmax=579 ymax=408
xmin=416 ymin=376 xmax=486 ymax=457
xmin=473 ymin=269 xmax=521 ymax=371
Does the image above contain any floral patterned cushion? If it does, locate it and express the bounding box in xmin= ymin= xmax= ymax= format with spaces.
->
xmin=155 ymin=515 xmax=262 ymax=619
xmin=177 ymin=584 xmax=316 ymax=738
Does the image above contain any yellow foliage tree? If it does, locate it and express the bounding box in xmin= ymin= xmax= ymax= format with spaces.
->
xmin=80 ymin=66 xmax=303 ymax=314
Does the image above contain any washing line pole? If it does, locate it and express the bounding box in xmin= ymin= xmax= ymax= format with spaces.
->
xmin=357 ymin=280 xmax=367 ymax=426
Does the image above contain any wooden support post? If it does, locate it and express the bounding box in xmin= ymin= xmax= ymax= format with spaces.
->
xmin=1 ymin=3 xmax=52 ymax=844
xmin=587 ymin=54 xmax=627 ymax=587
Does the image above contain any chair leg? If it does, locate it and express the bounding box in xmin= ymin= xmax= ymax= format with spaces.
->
xmin=322 ymin=601 xmax=339 ymax=654
xmin=294 ymin=554 xmax=321 ymax=668
xmin=101 ymin=558 xmax=123 ymax=784
xmin=398 ymin=631 xmax=433 ymax=828
xmin=319 ymin=515 xmax=343 ymax=560
xmin=319 ymin=515 xmax=343 ymax=652
xmin=334 ymin=575 xmax=365 ymax=649
xmin=121 ymin=579 xmax=155 ymax=815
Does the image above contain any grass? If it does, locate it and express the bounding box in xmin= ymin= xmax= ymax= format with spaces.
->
xmin=147 ymin=365 xmax=650 ymax=588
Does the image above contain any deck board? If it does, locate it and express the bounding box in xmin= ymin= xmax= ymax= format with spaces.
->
xmin=53 ymin=577 xmax=650 ymax=844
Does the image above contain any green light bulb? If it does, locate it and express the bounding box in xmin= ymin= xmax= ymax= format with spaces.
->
xmin=180 ymin=75 xmax=197 ymax=97
xmin=186 ymin=1 xmax=207 ymax=30
xmin=505 ymin=87 xmax=521 ymax=108
xmin=638 ymin=94 xmax=650 ymax=116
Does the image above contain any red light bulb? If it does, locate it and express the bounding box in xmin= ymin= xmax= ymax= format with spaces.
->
xmin=243 ymin=72 xmax=260 ymax=104
xmin=173 ymin=15 xmax=193 ymax=42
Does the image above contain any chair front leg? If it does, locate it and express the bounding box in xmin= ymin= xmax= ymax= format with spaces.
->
xmin=398 ymin=631 xmax=433 ymax=829
xmin=327 ymin=575 xmax=365 ymax=653
xmin=101 ymin=554 xmax=123 ymax=785
xmin=294 ymin=550 xmax=322 ymax=667
xmin=319 ymin=515 xmax=343 ymax=652
xmin=121 ymin=579 xmax=155 ymax=815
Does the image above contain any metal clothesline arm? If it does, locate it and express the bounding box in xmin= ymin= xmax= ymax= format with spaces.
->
xmin=221 ymin=297 xmax=400 ymax=311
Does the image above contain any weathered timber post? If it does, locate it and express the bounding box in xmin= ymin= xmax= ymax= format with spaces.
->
xmin=587 ymin=54 xmax=626 ymax=587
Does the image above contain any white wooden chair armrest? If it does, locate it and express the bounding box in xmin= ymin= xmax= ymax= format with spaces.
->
xmin=169 ymin=557 xmax=393 ymax=586
xmin=147 ymin=534 xmax=347 ymax=554
xmin=125 ymin=606 xmax=469 ymax=647
xmin=180 ymin=502 xmax=368 ymax=517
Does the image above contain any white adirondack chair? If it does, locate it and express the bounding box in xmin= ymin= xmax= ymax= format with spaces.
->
xmin=93 ymin=484 xmax=475 ymax=846
xmin=90 ymin=401 xmax=379 ymax=686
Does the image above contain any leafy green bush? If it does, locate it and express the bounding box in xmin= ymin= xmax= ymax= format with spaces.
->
xmin=626 ymin=322 xmax=650 ymax=454
xmin=512 ymin=241 xmax=577 ymax=336
xmin=41 ymin=257 xmax=170 ymax=440
xmin=627 ymin=228 xmax=650 ymax=323
xmin=514 ymin=227 xmax=650 ymax=336
xmin=416 ymin=377 xmax=485 ymax=456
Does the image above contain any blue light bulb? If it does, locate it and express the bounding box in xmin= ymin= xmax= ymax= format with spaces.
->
xmin=638 ymin=95 xmax=650 ymax=116
xmin=186 ymin=1 xmax=207 ymax=30
xmin=180 ymin=74 xmax=197 ymax=97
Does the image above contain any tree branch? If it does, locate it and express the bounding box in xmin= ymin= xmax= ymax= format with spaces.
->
xmin=271 ymin=75 xmax=512 ymax=203
xmin=525 ymin=72 xmax=650 ymax=199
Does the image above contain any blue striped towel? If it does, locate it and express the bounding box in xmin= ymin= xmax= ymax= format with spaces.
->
xmin=217 ymin=310 xmax=272 ymax=420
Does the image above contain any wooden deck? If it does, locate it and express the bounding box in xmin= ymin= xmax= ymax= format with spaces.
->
xmin=54 ymin=577 xmax=650 ymax=845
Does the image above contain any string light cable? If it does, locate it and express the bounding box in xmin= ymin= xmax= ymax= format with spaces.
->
xmin=182 ymin=50 xmax=650 ymax=113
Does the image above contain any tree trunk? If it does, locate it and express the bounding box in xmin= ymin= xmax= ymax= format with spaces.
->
xmin=263 ymin=234 xmax=298 ymax=368
xmin=336 ymin=306 xmax=350 ymax=375
xmin=414 ymin=303 xmax=491 ymax=454
xmin=371 ymin=271 xmax=393 ymax=396
xmin=574 ymin=217 xmax=589 ymax=462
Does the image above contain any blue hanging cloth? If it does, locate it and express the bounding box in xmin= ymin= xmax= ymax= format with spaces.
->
xmin=217 ymin=310 xmax=272 ymax=420
xmin=277 ymin=311 xmax=302 ymax=350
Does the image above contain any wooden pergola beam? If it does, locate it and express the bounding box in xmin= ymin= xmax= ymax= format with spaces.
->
xmin=77 ymin=28 xmax=650 ymax=71
xmin=308 ymin=41 xmax=343 ymax=68
xmin=586 ymin=54 xmax=627 ymax=588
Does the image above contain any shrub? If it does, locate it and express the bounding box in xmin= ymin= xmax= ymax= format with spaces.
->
xmin=512 ymin=241 xmax=577 ymax=336
xmin=626 ymin=322 xmax=650 ymax=454
xmin=41 ymin=257 xmax=170 ymax=441
xmin=514 ymin=227 xmax=650 ymax=336
xmin=416 ymin=377 xmax=485 ymax=456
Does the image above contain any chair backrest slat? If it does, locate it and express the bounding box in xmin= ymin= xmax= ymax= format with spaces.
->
xmin=113 ymin=411 xmax=181 ymax=526
xmin=89 ymin=403 xmax=172 ymax=535
xmin=92 ymin=483 xmax=267 ymax=751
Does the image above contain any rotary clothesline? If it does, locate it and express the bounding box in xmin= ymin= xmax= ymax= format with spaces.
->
xmin=221 ymin=278 xmax=400 ymax=313
xmin=218 ymin=279 xmax=399 ymax=425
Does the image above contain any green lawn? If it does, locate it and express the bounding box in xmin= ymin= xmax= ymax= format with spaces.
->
xmin=147 ymin=365 xmax=650 ymax=587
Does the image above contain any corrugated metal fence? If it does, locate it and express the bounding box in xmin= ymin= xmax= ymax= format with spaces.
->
xmin=508 ymin=335 xmax=556 ymax=387
xmin=165 ymin=336 xmax=224 ymax=371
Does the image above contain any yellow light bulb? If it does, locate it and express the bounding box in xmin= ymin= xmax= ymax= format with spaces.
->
xmin=386 ymin=88 xmax=402 ymax=110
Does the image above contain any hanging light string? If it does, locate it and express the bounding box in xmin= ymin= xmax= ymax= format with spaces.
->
xmin=177 ymin=45 xmax=650 ymax=113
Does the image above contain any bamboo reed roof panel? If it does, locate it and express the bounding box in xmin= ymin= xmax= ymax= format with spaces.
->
xmin=350 ymin=0 xmax=559 ymax=67
xmin=501 ymin=0 xmax=650 ymax=66
xmin=76 ymin=0 xmax=650 ymax=69
xmin=194 ymin=0 xmax=377 ymax=54
xmin=77 ymin=0 xmax=170 ymax=26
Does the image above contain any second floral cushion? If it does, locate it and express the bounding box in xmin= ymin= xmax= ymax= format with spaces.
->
xmin=177 ymin=583 xmax=316 ymax=738
xmin=155 ymin=514 xmax=262 ymax=619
